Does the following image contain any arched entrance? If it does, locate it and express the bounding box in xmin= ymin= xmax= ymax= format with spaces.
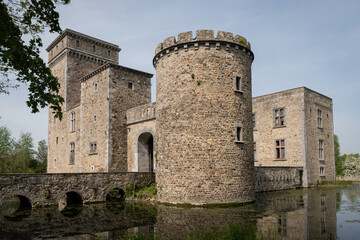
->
xmin=138 ymin=132 xmax=154 ymax=172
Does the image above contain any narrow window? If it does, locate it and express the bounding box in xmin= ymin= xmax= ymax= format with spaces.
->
xmin=69 ymin=142 xmax=75 ymax=165
xmin=318 ymin=109 xmax=323 ymax=128
xmin=92 ymin=45 xmax=96 ymax=52
xmin=94 ymin=83 xmax=98 ymax=92
xmin=128 ymin=81 xmax=134 ymax=90
xmin=53 ymin=115 xmax=56 ymax=125
xmin=94 ymin=115 xmax=96 ymax=121
xmin=90 ymin=142 xmax=97 ymax=154
xmin=56 ymin=137 xmax=58 ymax=144
xmin=235 ymin=126 xmax=243 ymax=142
xmin=320 ymin=166 xmax=325 ymax=176
xmin=275 ymin=139 xmax=286 ymax=160
xmin=319 ymin=140 xmax=324 ymax=161
xmin=274 ymin=108 xmax=285 ymax=127
xmin=235 ymin=76 xmax=242 ymax=92
xmin=252 ymin=113 xmax=256 ymax=130
xmin=70 ymin=111 xmax=75 ymax=132
xmin=50 ymin=50 xmax=53 ymax=58
xmin=107 ymin=50 xmax=111 ymax=57
xmin=56 ymin=44 xmax=58 ymax=50
xmin=54 ymin=159 xmax=57 ymax=168
xmin=76 ymin=40 xmax=80 ymax=48
xmin=62 ymin=137 xmax=64 ymax=143
xmin=254 ymin=142 xmax=257 ymax=161
xmin=61 ymin=40 xmax=64 ymax=47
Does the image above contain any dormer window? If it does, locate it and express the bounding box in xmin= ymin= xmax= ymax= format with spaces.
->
xmin=76 ymin=40 xmax=79 ymax=48
xmin=92 ymin=45 xmax=96 ymax=52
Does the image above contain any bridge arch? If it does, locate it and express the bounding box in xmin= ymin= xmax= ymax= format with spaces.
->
xmin=0 ymin=194 xmax=32 ymax=218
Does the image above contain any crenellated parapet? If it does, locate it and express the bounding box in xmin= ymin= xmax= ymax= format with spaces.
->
xmin=153 ymin=30 xmax=253 ymax=67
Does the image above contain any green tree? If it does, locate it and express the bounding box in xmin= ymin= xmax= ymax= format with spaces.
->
xmin=342 ymin=154 xmax=360 ymax=177
xmin=0 ymin=0 xmax=70 ymax=119
xmin=34 ymin=139 xmax=47 ymax=173
xmin=0 ymin=126 xmax=14 ymax=172
xmin=334 ymin=134 xmax=344 ymax=176
xmin=11 ymin=132 xmax=35 ymax=173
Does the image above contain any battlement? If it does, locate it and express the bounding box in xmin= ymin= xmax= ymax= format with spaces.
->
xmin=153 ymin=30 xmax=253 ymax=67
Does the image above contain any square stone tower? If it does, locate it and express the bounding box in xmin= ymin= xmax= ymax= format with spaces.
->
xmin=47 ymin=29 xmax=152 ymax=173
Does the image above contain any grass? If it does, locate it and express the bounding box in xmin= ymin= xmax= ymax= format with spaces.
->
xmin=125 ymin=182 xmax=157 ymax=199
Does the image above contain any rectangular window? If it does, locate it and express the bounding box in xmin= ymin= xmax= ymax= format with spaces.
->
xmin=320 ymin=166 xmax=325 ymax=176
xmin=252 ymin=113 xmax=256 ymax=130
xmin=128 ymin=82 xmax=134 ymax=90
xmin=92 ymin=45 xmax=96 ymax=52
xmin=94 ymin=83 xmax=98 ymax=92
xmin=56 ymin=137 xmax=58 ymax=144
xmin=70 ymin=112 xmax=75 ymax=132
xmin=107 ymin=50 xmax=111 ymax=57
xmin=319 ymin=140 xmax=324 ymax=161
xmin=76 ymin=40 xmax=79 ymax=48
xmin=274 ymin=108 xmax=285 ymax=127
xmin=318 ymin=109 xmax=323 ymax=128
xmin=275 ymin=139 xmax=286 ymax=160
xmin=254 ymin=142 xmax=257 ymax=161
xmin=90 ymin=142 xmax=97 ymax=154
xmin=53 ymin=115 xmax=56 ymax=125
xmin=235 ymin=126 xmax=243 ymax=142
xmin=235 ymin=76 xmax=242 ymax=92
xmin=69 ymin=142 xmax=75 ymax=165
xmin=54 ymin=159 xmax=56 ymax=168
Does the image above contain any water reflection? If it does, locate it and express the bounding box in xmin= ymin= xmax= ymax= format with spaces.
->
xmin=0 ymin=187 xmax=360 ymax=239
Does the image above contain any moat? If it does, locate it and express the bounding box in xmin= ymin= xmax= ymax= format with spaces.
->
xmin=1 ymin=186 xmax=360 ymax=239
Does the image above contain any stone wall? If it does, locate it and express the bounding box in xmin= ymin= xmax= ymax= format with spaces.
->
xmin=253 ymin=87 xmax=305 ymax=167
xmin=304 ymin=88 xmax=335 ymax=185
xmin=0 ymin=172 xmax=155 ymax=207
xmin=255 ymin=167 xmax=303 ymax=192
xmin=80 ymin=67 xmax=110 ymax=172
xmin=154 ymin=30 xmax=255 ymax=204
xmin=127 ymin=103 xmax=156 ymax=172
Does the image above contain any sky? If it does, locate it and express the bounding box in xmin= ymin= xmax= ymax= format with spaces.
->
xmin=0 ymin=0 xmax=359 ymax=154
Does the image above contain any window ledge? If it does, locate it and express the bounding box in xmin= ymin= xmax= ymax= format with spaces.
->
xmin=274 ymin=159 xmax=287 ymax=161
xmin=89 ymin=153 xmax=98 ymax=155
xmin=70 ymin=130 xmax=75 ymax=133
xmin=318 ymin=127 xmax=324 ymax=130
xmin=273 ymin=126 xmax=286 ymax=129
xmin=234 ymin=140 xmax=244 ymax=144
xmin=69 ymin=163 xmax=75 ymax=165
xmin=320 ymin=176 xmax=326 ymax=179
xmin=234 ymin=90 xmax=243 ymax=94
xmin=319 ymin=160 xmax=325 ymax=164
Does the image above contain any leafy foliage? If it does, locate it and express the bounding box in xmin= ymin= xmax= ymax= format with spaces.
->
xmin=125 ymin=182 xmax=157 ymax=199
xmin=0 ymin=0 xmax=70 ymax=119
xmin=0 ymin=125 xmax=47 ymax=173
xmin=342 ymin=154 xmax=360 ymax=177
xmin=334 ymin=134 xmax=344 ymax=176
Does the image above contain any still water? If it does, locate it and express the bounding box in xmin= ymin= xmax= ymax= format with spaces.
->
xmin=0 ymin=186 xmax=359 ymax=239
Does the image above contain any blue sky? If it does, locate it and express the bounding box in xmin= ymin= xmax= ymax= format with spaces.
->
xmin=0 ymin=0 xmax=359 ymax=154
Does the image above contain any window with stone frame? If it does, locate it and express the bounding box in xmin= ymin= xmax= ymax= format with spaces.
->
xmin=92 ymin=45 xmax=96 ymax=52
xmin=69 ymin=142 xmax=75 ymax=165
xmin=319 ymin=139 xmax=324 ymax=161
xmin=76 ymin=40 xmax=80 ymax=48
xmin=318 ymin=108 xmax=323 ymax=128
xmin=235 ymin=76 xmax=243 ymax=92
xmin=252 ymin=113 xmax=256 ymax=130
xmin=275 ymin=139 xmax=286 ymax=160
xmin=70 ymin=112 xmax=75 ymax=132
xmin=254 ymin=142 xmax=257 ymax=161
xmin=89 ymin=142 xmax=97 ymax=154
xmin=94 ymin=83 xmax=98 ymax=92
xmin=320 ymin=166 xmax=325 ymax=177
xmin=235 ymin=126 xmax=243 ymax=143
xmin=128 ymin=81 xmax=134 ymax=90
xmin=107 ymin=50 xmax=111 ymax=57
xmin=274 ymin=108 xmax=285 ymax=127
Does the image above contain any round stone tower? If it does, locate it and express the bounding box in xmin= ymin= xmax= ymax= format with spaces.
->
xmin=153 ymin=30 xmax=255 ymax=204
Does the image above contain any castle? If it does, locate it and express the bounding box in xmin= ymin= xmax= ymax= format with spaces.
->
xmin=47 ymin=29 xmax=335 ymax=204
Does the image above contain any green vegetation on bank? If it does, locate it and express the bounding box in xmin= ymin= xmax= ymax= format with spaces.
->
xmin=125 ymin=182 xmax=157 ymax=199
xmin=0 ymin=126 xmax=47 ymax=173
xmin=334 ymin=134 xmax=360 ymax=178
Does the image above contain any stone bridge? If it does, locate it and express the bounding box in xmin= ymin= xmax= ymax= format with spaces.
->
xmin=0 ymin=172 xmax=155 ymax=207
